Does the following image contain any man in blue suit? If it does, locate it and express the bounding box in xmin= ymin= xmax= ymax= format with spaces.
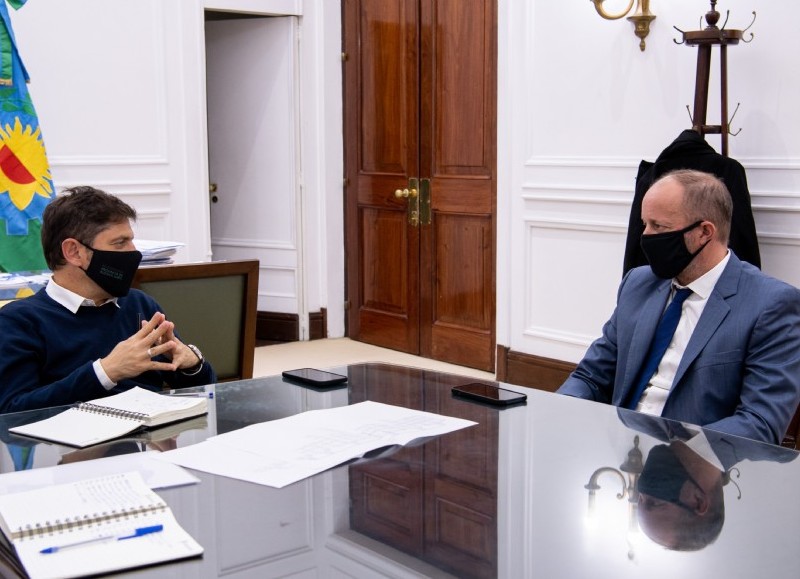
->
xmin=558 ymin=169 xmax=800 ymax=445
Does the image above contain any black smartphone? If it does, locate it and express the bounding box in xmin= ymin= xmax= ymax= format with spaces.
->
xmin=452 ymin=382 xmax=527 ymax=407
xmin=282 ymin=368 xmax=348 ymax=388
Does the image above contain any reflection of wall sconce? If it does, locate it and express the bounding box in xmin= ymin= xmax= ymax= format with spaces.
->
xmin=591 ymin=0 xmax=656 ymax=51
xmin=584 ymin=436 xmax=644 ymax=560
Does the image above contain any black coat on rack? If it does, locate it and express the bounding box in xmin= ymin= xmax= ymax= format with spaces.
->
xmin=623 ymin=129 xmax=761 ymax=275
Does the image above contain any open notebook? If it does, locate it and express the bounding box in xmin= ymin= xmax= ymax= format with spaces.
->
xmin=0 ymin=471 xmax=202 ymax=579
xmin=9 ymin=387 xmax=208 ymax=448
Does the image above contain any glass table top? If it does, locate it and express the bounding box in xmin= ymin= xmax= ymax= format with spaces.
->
xmin=0 ymin=363 xmax=797 ymax=578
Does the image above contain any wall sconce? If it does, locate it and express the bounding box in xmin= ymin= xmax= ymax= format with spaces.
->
xmin=592 ymin=0 xmax=656 ymax=51
xmin=584 ymin=436 xmax=644 ymax=560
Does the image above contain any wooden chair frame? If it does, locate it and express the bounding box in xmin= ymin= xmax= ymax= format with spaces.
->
xmin=133 ymin=259 xmax=259 ymax=381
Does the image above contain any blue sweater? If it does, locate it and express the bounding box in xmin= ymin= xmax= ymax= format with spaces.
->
xmin=0 ymin=288 xmax=216 ymax=413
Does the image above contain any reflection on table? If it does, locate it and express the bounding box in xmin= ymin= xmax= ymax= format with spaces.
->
xmin=0 ymin=363 xmax=798 ymax=578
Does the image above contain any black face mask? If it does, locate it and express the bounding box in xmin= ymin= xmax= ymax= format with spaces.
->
xmin=640 ymin=221 xmax=708 ymax=279
xmin=81 ymin=243 xmax=143 ymax=297
xmin=638 ymin=444 xmax=702 ymax=513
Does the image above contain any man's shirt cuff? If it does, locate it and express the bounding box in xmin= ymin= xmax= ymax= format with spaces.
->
xmin=93 ymin=359 xmax=117 ymax=390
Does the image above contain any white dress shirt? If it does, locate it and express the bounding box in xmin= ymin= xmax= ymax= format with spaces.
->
xmin=637 ymin=251 xmax=731 ymax=416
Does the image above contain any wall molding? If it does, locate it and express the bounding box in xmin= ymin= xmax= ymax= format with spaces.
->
xmin=495 ymin=345 xmax=575 ymax=392
xmin=112 ymin=184 xmax=172 ymax=195
xmin=134 ymin=209 xmax=170 ymax=220
xmin=757 ymin=232 xmax=800 ymax=247
xmin=751 ymin=202 xmax=800 ymax=212
xmin=523 ymin=156 xmax=643 ymax=168
xmin=737 ymin=158 xmax=800 ymax=170
xmin=211 ymin=238 xmax=297 ymax=250
xmin=521 ymin=190 xmax=633 ymax=206
xmin=522 ymin=155 xmax=800 ymax=171
xmin=521 ymin=326 xmax=596 ymax=349
xmin=256 ymin=309 xmax=325 ymax=343
xmin=525 ymin=218 xmax=627 ymax=234
xmin=49 ymin=155 xmax=170 ymax=167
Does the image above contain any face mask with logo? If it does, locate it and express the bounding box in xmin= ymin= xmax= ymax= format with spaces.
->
xmin=640 ymin=221 xmax=709 ymax=279
xmin=81 ymin=243 xmax=143 ymax=297
xmin=638 ymin=444 xmax=703 ymax=513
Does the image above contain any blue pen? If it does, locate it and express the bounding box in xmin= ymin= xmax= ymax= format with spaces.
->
xmin=39 ymin=524 xmax=164 ymax=554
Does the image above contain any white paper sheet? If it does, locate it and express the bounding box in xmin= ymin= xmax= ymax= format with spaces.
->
xmin=156 ymin=401 xmax=477 ymax=488
xmin=0 ymin=452 xmax=199 ymax=495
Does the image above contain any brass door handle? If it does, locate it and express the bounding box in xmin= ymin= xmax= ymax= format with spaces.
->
xmin=396 ymin=179 xmax=422 ymax=227
xmin=394 ymin=188 xmax=418 ymax=199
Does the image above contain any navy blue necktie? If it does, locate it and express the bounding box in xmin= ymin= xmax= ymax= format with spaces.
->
xmin=626 ymin=287 xmax=693 ymax=409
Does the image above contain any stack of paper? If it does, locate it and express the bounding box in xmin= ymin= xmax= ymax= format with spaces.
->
xmin=134 ymin=240 xmax=186 ymax=265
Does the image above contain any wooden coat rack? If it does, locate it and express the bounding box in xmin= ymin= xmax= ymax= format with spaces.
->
xmin=674 ymin=1 xmax=756 ymax=157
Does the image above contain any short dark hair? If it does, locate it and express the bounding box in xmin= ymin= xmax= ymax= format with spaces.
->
xmin=41 ymin=186 xmax=137 ymax=270
xmin=655 ymin=169 xmax=733 ymax=244
xmin=668 ymin=482 xmax=725 ymax=551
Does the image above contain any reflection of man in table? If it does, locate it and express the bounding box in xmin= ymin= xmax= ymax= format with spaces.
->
xmin=626 ymin=411 xmax=797 ymax=551
xmin=637 ymin=436 xmax=725 ymax=551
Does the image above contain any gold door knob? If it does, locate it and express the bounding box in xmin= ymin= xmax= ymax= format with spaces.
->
xmin=394 ymin=188 xmax=418 ymax=199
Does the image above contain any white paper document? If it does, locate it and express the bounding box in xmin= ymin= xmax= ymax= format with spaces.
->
xmin=157 ymin=401 xmax=477 ymax=488
xmin=0 ymin=452 xmax=199 ymax=496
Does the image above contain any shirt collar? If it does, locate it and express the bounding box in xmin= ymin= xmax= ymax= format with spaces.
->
xmin=46 ymin=276 xmax=120 ymax=313
xmin=676 ymin=249 xmax=731 ymax=300
xmin=683 ymin=428 xmax=725 ymax=471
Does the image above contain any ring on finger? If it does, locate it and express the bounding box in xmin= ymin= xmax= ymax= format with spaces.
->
xmin=147 ymin=348 xmax=153 ymax=357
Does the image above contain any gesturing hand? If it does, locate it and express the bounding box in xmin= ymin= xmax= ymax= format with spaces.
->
xmin=100 ymin=312 xmax=178 ymax=383
xmin=160 ymin=319 xmax=203 ymax=371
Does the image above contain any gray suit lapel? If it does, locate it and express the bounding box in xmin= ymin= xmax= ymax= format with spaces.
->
xmin=673 ymin=256 xmax=741 ymax=386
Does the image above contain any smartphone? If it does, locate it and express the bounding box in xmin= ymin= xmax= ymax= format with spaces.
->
xmin=452 ymin=382 xmax=527 ymax=407
xmin=282 ymin=368 xmax=348 ymax=388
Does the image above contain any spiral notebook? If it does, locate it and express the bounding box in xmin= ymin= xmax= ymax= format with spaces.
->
xmin=0 ymin=471 xmax=202 ymax=579
xmin=9 ymin=387 xmax=208 ymax=448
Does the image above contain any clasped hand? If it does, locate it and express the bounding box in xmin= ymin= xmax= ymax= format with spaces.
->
xmin=100 ymin=312 xmax=200 ymax=383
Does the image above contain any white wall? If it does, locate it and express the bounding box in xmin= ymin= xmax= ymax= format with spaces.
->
xmin=498 ymin=0 xmax=800 ymax=365
xmin=11 ymin=0 xmax=211 ymax=260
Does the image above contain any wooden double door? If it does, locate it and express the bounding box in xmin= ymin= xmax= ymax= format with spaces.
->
xmin=343 ymin=0 xmax=497 ymax=372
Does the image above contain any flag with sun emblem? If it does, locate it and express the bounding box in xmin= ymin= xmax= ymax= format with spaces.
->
xmin=0 ymin=0 xmax=53 ymax=272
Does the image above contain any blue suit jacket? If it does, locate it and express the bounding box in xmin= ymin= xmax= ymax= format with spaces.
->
xmin=558 ymin=253 xmax=800 ymax=445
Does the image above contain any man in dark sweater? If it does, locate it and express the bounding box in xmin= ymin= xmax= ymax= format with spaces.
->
xmin=0 ymin=186 xmax=215 ymax=413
